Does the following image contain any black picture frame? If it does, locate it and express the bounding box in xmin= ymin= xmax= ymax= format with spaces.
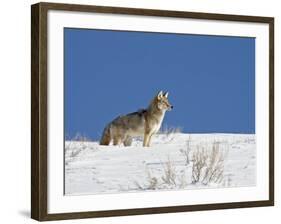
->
xmin=31 ymin=2 xmax=274 ymax=221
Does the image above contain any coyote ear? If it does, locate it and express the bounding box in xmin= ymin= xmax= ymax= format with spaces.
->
xmin=157 ymin=91 xmax=163 ymax=99
xmin=163 ymin=92 xmax=169 ymax=98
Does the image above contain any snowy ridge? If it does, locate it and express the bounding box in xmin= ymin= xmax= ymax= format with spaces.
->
xmin=65 ymin=133 xmax=256 ymax=195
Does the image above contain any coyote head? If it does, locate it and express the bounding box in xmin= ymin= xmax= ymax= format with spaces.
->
xmin=155 ymin=90 xmax=173 ymax=111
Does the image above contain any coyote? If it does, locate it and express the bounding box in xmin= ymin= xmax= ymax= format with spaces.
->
xmin=100 ymin=91 xmax=173 ymax=147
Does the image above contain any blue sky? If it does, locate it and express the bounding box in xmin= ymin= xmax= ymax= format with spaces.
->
xmin=64 ymin=28 xmax=255 ymax=140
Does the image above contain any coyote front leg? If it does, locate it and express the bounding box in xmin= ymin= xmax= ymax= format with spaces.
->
xmin=147 ymin=133 xmax=152 ymax=147
xmin=143 ymin=133 xmax=148 ymax=147
xmin=143 ymin=131 xmax=153 ymax=147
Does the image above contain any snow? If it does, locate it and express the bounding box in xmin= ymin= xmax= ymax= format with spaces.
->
xmin=65 ymin=133 xmax=256 ymax=195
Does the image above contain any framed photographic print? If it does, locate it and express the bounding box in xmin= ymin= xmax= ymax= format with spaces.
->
xmin=31 ymin=2 xmax=274 ymax=221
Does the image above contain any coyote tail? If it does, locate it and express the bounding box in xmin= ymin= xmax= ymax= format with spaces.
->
xmin=100 ymin=125 xmax=111 ymax=145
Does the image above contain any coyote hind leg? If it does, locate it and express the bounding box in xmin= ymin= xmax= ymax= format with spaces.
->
xmin=113 ymin=136 xmax=121 ymax=146
xmin=123 ymin=136 xmax=132 ymax=146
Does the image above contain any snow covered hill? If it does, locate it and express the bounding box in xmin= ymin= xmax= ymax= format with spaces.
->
xmin=65 ymin=133 xmax=256 ymax=195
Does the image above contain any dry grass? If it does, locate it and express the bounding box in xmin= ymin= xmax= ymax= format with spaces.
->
xmin=65 ymin=133 xmax=92 ymax=154
xmin=191 ymin=146 xmax=208 ymax=183
xmin=133 ymin=139 xmax=230 ymax=191
xmin=134 ymin=157 xmax=183 ymax=190
xmin=70 ymin=132 xmax=91 ymax=142
xmin=161 ymin=156 xmax=177 ymax=186
xmin=191 ymin=142 xmax=228 ymax=185
xmin=160 ymin=125 xmax=183 ymax=135
xmin=65 ymin=133 xmax=93 ymax=166
xmin=180 ymin=136 xmax=192 ymax=165
xmin=134 ymin=169 xmax=158 ymax=190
